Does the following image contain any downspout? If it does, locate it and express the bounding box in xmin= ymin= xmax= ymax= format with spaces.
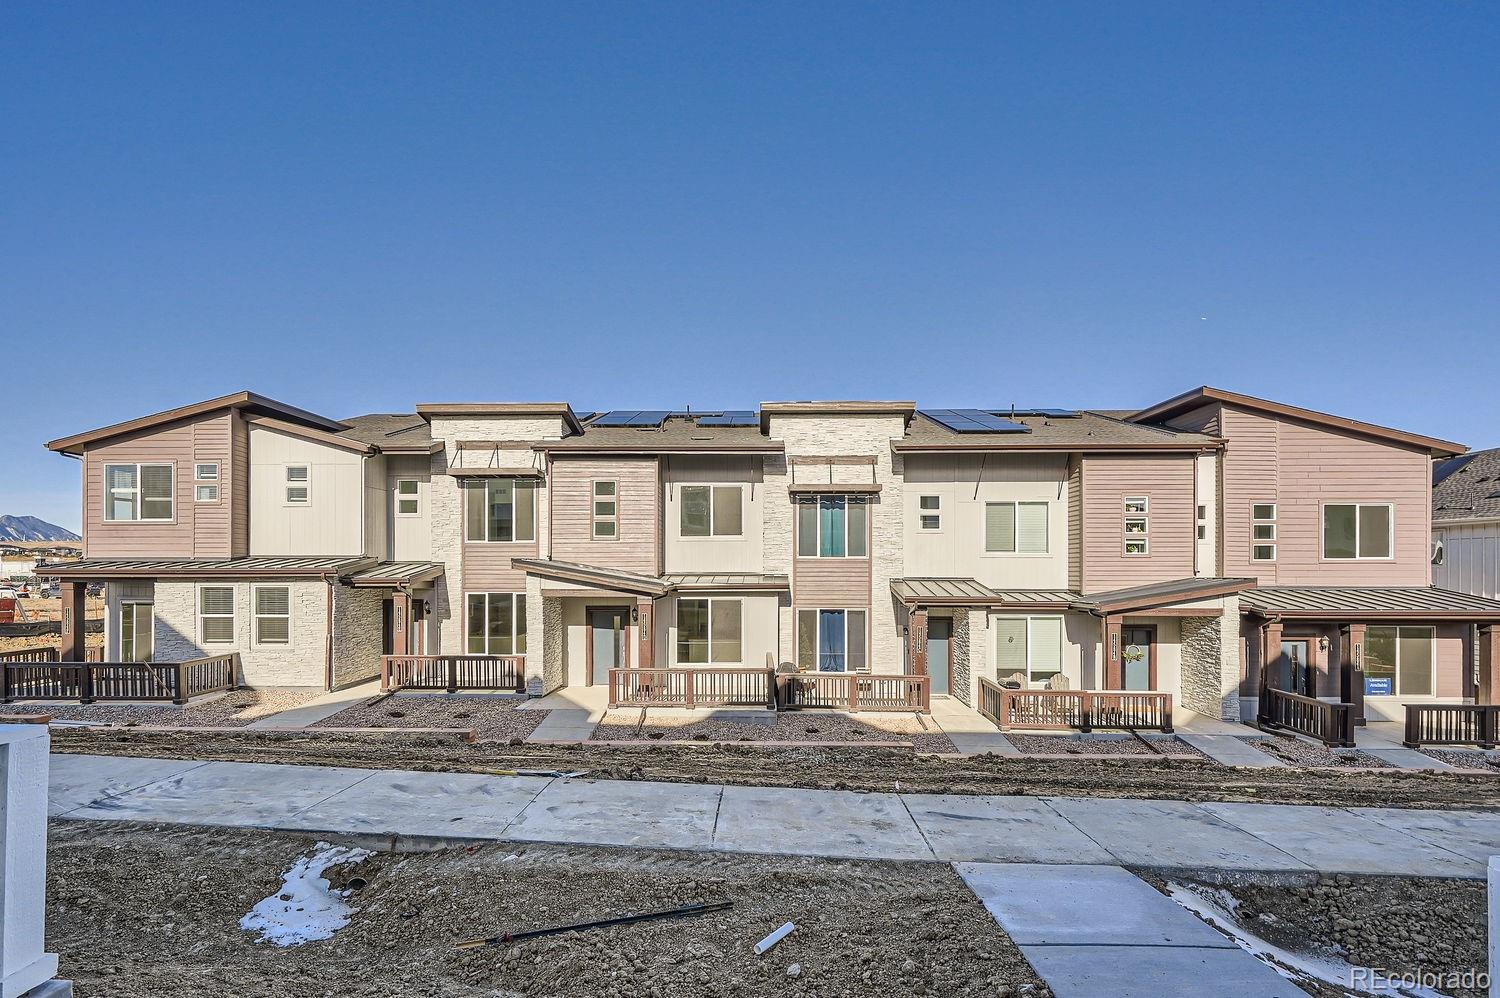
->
xmin=323 ymin=571 xmax=337 ymax=692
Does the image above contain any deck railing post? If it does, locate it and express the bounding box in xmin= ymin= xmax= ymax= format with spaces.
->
xmin=1403 ymin=703 xmax=1420 ymax=749
xmin=1079 ymin=692 xmax=1093 ymax=733
xmin=172 ymin=663 xmax=188 ymax=705
xmin=446 ymin=656 xmax=458 ymax=694
xmin=2 ymin=664 xmax=10 ymax=703
xmin=1160 ymin=695 xmax=1174 ymax=734
xmin=684 ymin=669 xmax=695 ymax=709
xmin=848 ymin=675 xmax=859 ymax=713
xmin=1483 ymin=706 xmax=1498 ymax=751
xmin=79 ymin=664 xmax=94 ymax=705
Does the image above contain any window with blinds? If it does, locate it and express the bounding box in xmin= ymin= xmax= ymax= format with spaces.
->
xmin=254 ymin=586 xmax=291 ymax=645
xmin=285 ymin=466 xmax=310 ymax=505
xmin=675 ymin=597 xmax=743 ymax=664
xmin=984 ymin=501 xmax=1047 ymax=553
xmin=994 ymin=615 xmax=1064 ymax=687
xmin=104 ymin=463 xmax=174 ymax=521
xmin=199 ymin=586 xmax=235 ymax=644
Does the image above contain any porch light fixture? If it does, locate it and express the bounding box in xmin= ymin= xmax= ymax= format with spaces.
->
xmin=1318 ymin=636 xmax=1329 ymax=653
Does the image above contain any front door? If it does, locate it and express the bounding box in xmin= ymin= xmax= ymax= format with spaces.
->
xmin=1276 ymin=639 xmax=1314 ymax=697
xmin=589 ymin=608 xmax=628 ymax=685
xmin=1120 ymin=626 xmax=1154 ymax=690
xmin=926 ymin=617 xmax=951 ymax=695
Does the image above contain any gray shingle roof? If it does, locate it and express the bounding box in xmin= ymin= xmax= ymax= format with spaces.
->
xmin=895 ymin=410 xmax=1219 ymax=451
xmin=1433 ymin=447 xmax=1500 ymax=522
xmin=339 ymin=414 xmax=433 ymax=450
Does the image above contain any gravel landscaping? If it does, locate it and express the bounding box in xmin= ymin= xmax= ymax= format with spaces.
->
xmin=1420 ymin=748 xmax=1500 ymax=772
xmin=311 ymin=693 xmax=547 ymax=742
xmin=592 ymin=708 xmax=957 ymax=753
xmin=1254 ymin=733 xmax=1394 ymax=769
xmin=49 ymin=821 xmax=1049 ymax=998
xmin=0 ymin=687 xmax=319 ymax=727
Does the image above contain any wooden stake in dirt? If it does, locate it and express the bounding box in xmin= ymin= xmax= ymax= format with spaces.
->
xmin=455 ymin=901 xmax=734 ymax=949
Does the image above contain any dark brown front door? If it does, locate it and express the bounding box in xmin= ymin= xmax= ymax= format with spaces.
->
xmin=1276 ymin=639 xmax=1314 ymax=697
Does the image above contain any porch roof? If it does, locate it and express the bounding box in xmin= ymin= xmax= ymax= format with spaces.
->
xmin=663 ymin=573 xmax=789 ymax=591
xmin=43 ymin=556 xmax=373 ymax=578
xmin=345 ymin=561 xmax=445 ymax=587
xmin=511 ymin=557 xmax=670 ymax=597
xmin=1241 ymin=586 xmax=1500 ymax=621
xmin=1076 ymin=577 xmax=1257 ymax=614
xmin=890 ymin=578 xmax=1078 ymax=608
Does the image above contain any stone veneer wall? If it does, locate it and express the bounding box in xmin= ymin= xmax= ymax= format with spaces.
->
xmin=539 ymin=593 xmax=564 ymax=695
xmin=948 ymin=611 xmax=973 ymax=707
xmin=153 ymin=579 xmax=328 ymax=687
xmin=331 ymin=584 xmax=384 ymax=689
xmin=1179 ymin=595 xmax=1240 ymax=719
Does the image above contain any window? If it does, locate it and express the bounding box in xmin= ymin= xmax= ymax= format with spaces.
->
xmin=199 ymin=586 xmax=235 ymax=644
xmin=195 ymin=463 xmax=219 ymax=480
xmin=797 ymin=608 xmax=867 ymax=672
xmin=463 ymin=478 xmax=537 ymax=542
xmin=254 ymin=586 xmax=291 ymax=645
xmin=1196 ymin=503 xmax=1208 ymax=541
xmin=104 ymin=464 xmax=174 ymax=522
xmin=394 ymin=479 xmax=420 ymax=517
xmin=1364 ymin=625 xmax=1434 ymax=696
xmin=680 ymin=485 xmax=744 ymax=537
xmin=194 ymin=463 xmax=219 ymax=503
xmin=985 ymin=501 xmax=1048 ymax=554
xmin=1323 ymin=504 xmax=1392 ymax=560
xmin=285 ymin=466 xmax=310 ymax=505
xmin=919 ymin=495 xmax=941 ymax=531
xmin=1252 ymin=503 xmax=1276 ymax=561
xmin=1123 ymin=496 xmax=1149 ymax=555
xmin=796 ymin=496 xmax=868 ymax=558
xmin=676 ymin=598 xmax=743 ymax=664
xmin=466 ymin=592 xmax=527 ymax=655
xmin=119 ymin=601 xmax=153 ymax=662
xmin=592 ymin=480 xmax=618 ymax=538
xmin=994 ymin=616 xmax=1064 ymax=688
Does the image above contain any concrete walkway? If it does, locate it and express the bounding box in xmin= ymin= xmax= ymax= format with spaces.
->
xmin=957 ymin=863 xmax=1297 ymax=997
xmin=46 ymin=753 xmax=1500 ymax=878
xmin=245 ymin=680 xmax=381 ymax=729
xmin=928 ymin=696 xmax=1020 ymax=756
xmin=1177 ymin=734 xmax=1286 ymax=768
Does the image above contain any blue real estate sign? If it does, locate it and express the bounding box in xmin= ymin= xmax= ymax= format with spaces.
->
xmin=1364 ymin=677 xmax=1393 ymax=696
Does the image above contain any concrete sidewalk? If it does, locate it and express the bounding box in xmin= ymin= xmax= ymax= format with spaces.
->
xmin=46 ymin=753 xmax=1500 ymax=878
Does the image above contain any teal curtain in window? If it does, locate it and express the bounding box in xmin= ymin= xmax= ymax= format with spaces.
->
xmin=819 ymin=497 xmax=846 ymax=557
xmin=819 ymin=609 xmax=845 ymax=671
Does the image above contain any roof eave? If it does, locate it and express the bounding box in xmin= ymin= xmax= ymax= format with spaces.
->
xmin=891 ymin=440 xmax=1224 ymax=454
xmin=45 ymin=392 xmax=347 ymax=456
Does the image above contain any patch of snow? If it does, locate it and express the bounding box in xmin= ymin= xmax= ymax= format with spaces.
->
xmin=240 ymin=842 xmax=374 ymax=947
xmin=1165 ymin=882 xmax=1449 ymax=998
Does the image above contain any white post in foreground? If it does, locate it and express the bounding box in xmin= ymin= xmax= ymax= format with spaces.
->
xmin=1489 ymin=856 xmax=1499 ymax=998
xmin=1 ymin=724 xmax=59 ymax=998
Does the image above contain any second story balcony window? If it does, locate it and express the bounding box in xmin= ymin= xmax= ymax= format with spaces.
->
xmin=796 ymin=495 xmax=868 ymax=558
xmin=104 ymin=463 xmax=173 ymax=522
xmin=464 ymin=478 xmax=537 ymax=543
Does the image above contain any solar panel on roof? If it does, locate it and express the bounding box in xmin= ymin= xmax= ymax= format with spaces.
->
xmin=953 ymin=409 xmax=1031 ymax=432
xmin=697 ymin=410 xmax=757 ymax=426
xmin=1003 ymin=408 xmax=1080 ymax=418
xmin=920 ymin=409 xmax=1030 ymax=434
xmin=591 ymin=410 xmax=670 ymax=427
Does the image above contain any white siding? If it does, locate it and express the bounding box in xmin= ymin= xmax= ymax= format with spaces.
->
xmin=248 ymin=426 xmax=367 ymax=556
xmin=385 ymin=454 xmax=433 ymax=561
xmin=662 ymin=456 xmax=764 ymax=573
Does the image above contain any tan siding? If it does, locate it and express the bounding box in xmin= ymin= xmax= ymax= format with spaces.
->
xmin=1067 ymin=455 xmax=1082 ymax=591
xmin=462 ymin=539 xmax=537 ymax=593
xmin=1436 ymin=623 xmax=1466 ymax=699
xmin=792 ymin=557 xmax=871 ymax=607
xmin=548 ymin=457 xmax=661 ymax=575
xmin=1220 ymin=405 xmax=1431 ymax=585
xmin=1165 ymin=403 xmax=1222 ymax=436
xmin=1081 ymin=453 xmax=1196 ymax=592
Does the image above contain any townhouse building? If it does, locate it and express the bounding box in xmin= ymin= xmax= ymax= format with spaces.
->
xmin=1433 ymin=446 xmax=1500 ymax=601
xmin=37 ymin=386 xmax=1500 ymax=725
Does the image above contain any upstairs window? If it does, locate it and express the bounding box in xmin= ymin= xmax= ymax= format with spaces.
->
xmin=284 ymin=466 xmax=310 ymax=505
xmin=1123 ymin=496 xmax=1149 ymax=555
xmin=463 ymin=478 xmax=537 ymax=542
xmin=1196 ymin=503 xmax=1208 ymax=541
xmin=394 ymin=479 xmax=420 ymax=517
xmin=676 ymin=597 xmax=743 ymax=665
xmin=1251 ymin=503 xmax=1277 ymax=561
xmin=985 ymin=501 xmax=1047 ymax=554
xmin=680 ymin=485 xmax=743 ymax=537
xmin=919 ymin=495 xmax=941 ymax=531
xmin=1323 ymin=503 xmax=1392 ymax=560
xmin=104 ymin=464 xmax=174 ymax=522
xmin=593 ymin=480 xmax=618 ymax=538
xmin=195 ymin=463 xmax=219 ymax=503
xmin=797 ymin=496 xmax=868 ymax=558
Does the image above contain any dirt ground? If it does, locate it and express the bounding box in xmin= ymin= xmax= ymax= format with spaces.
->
xmin=49 ymin=727 xmax=1500 ymax=808
xmin=593 ymin=708 xmax=957 ymax=752
xmin=48 ymin=821 xmax=1047 ymax=998
xmin=313 ymin=693 xmax=547 ymax=742
xmin=0 ymin=688 xmax=319 ymax=727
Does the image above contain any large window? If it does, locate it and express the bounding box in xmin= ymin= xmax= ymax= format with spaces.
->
xmin=1323 ymin=504 xmax=1392 ymax=560
xmin=680 ymin=485 xmax=743 ymax=537
xmin=104 ymin=464 xmax=173 ymax=522
xmin=796 ymin=608 xmax=867 ymax=672
xmin=985 ymin=501 xmax=1048 ymax=554
xmin=119 ymin=601 xmax=153 ymax=662
xmin=796 ymin=496 xmax=868 ymax=558
xmin=1252 ymin=503 xmax=1277 ymax=561
xmin=199 ymin=586 xmax=235 ymax=644
xmin=993 ymin=616 xmax=1064 ymax=688
xmin=1364 ymin=625 xmax=1434 ymax=696
xmin=592 ymin=480 xmax=618 ymax=539
xmin=466 ymin=592 xmax=528 ymax=655
xmin=253 ymin=586 xmax=291 ymax=645
xmin=676 ymin=598 xmax=743 ymax=664
xmin=464 ymin=478 xmax=537 ymax=542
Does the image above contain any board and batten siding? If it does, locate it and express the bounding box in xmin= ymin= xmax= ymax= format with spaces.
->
xmin=547 ymin=456 xmax=661 ymax=575
xmin=82 ymin=410 xmax=242 ymax=560
xmin=1080 ymin=452 xmax=1196 ymax=593
xmin=385 ymin=454 xmax=433 ymax=562
xmin=662 ymin=456 xmax=765 ymax=574
xmin=1218 ymin=405 xmax=1432 ymax=585
xmin=248 ymin=425 xmax=367 ymax=556
xmin=1434 ymin=522 xmax=1500 ymax=599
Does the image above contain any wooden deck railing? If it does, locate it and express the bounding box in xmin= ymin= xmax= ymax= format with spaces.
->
xmin=380 ymin=654 xmax=527 ymax=693
xmin=608 ymin=668 xmax=775 ymax=709
xmin=0 ymin=652 xmax=238 ymax=705
xmin=976 ymin=679 xmax=1174 ymax=732
xmin=1257 ymin=686 xmax=1355 ymax=748
xmin=774 ymin=673 xmax=931 ymax=713
xmin=1403 ymin=703 xmax=1500 ymax=749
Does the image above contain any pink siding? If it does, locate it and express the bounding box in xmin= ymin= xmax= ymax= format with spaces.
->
xmin=462 ymin=538 xmax=538 ymax=593
xmin=1220 ymin=405 xmax=1432 ymax=585
xmin=793 ymin=557 xmax=871 ymax=607
xmin=548 ymin=457 xmax=661 ymax=575
xmin=1080 ymin=453 xmax=1196 ymax=593
xmin=1240 ymin=620 xmax=1469 ymax=701
xmin=83 ymin=411 xmax=237 ymax=559
xmin=1436 ymin=624 xmax=1467 ymax=698
xmin=230 ymin=413 xmax=250 ymax=557
xmin=1164 ymin=402 xmax=1222 ymax=436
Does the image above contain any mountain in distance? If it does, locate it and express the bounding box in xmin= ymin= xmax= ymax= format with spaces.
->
xmin=0 ymin=515 xmax=82 ymax=542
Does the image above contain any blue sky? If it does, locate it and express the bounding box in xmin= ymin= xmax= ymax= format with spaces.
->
xmin=4 ymin=2 xmax=1497 ymax=531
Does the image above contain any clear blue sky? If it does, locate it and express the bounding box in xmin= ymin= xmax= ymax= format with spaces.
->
xmin=4 ymin=2 xmax=1497 ymax=531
